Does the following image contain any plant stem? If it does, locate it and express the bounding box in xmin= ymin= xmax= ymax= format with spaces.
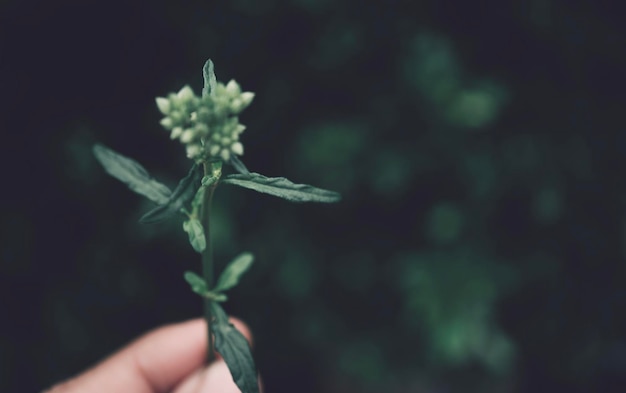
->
xmin=200 ymin=161 xmax=220 ymax=364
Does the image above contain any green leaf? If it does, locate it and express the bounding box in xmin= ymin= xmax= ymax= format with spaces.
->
xmin=214 ymin=253 xmax=254 ymax=292
xmin=93 ymin=144 xmax=172 ymax=205
xmin=221 ymin=173 xmax=341 ymax=203
xmin=191 ymin=184 xmax=207 ymax=216
xmin=229 ymin=155 xmax=250 ymax=176
xmin=202 ymin=59 xmax=217 ymax=98
xmin=139 ymin=164 xmax=203 ymax=223
xmin=182 ymin=218 xmax=206 ymax=252
xmin=183 ymin=273 xmax=228 ymax=300
xmin=211 ymin=303 xmax=259 ymax=393
xmin=207 ymin=292 xmax=228 ymax=302
xmin=184 ymin=271 xmax=208 ymax=295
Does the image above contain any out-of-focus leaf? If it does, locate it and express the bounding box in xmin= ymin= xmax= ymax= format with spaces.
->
xmin=182 ymin=218 xmax=206 ymax=252
xmin=183 ymin=272 xmax=227 ymax=301
xmin=214 ymin=253 xmax=254 ymax=292
xmin=184 ymin=271 xmax=208 ymax=295
xmin=93 ymin=144 xmax=171 ymax=204
xmin=222 ymin=173 xmax=341 ymax=203
xmin=139 ymin=164 xmax=202 ymax=223
xmin=212 ymin=303 xmax=259 ymax=393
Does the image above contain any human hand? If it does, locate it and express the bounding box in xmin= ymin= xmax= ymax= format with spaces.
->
xmin=45 ymin=318 xmax=258 ymax=393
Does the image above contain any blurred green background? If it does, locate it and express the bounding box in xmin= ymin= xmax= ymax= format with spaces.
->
xmin=1 ymin=0 xmax=625 ymax=392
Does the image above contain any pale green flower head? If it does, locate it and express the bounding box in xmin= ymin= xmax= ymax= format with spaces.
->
xmin=156 ymin=78 xmax=254 ymax=163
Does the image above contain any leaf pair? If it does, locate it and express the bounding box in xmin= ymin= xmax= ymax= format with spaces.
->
xmin=184 ymin=252 xmax=254 ymax=297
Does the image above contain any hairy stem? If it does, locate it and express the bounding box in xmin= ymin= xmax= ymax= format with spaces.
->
xmin=200 ymin=161 xmax=220 ymax=364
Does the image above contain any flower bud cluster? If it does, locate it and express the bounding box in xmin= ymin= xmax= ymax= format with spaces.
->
xmin=156 ymin=80 xmax=254 ymax=162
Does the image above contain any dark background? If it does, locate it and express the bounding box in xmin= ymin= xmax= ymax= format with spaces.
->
xmin=1 ymin=0 xmax=625 ymax=392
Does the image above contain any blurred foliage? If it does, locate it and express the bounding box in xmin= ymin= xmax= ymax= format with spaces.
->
xmin=1 ymin=0 xmax=626 ymax=392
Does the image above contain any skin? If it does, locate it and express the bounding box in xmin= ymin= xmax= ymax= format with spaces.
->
xmin=45 ymin=318 xmax=258 ymax=393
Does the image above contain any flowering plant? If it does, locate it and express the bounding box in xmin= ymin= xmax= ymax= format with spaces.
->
xmin=93 ymin=60 xmax=340 ymax=393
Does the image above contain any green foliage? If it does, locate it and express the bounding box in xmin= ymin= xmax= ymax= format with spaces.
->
xmin=184 ymin=271 xmax=208 ymax=294
xmin=426 ymin=202 xmax=464 ymax=245
xmin=211 ymin=303 xmax=259 ymax=393
xmin=92 ymin=144 xmax=171 ymax=205
xmin=184 ymin=272 xmax=227 ymax=301
xmin=228 ymin=155 xmax=250 ymax=175
xmin=222 ymin=173 xmax=341 ymax=203
xmin=140 ymin=164 xmax=203 ymax=223
xmin=182 ymin=218 xmax=206 ymax=253
xmin=392 ymin=251 xmax=516 ymax=370
xmin=214 ymin=252 xmax=254 ymax=292
xmin=92 ymin=144 xmax=205 ymax=224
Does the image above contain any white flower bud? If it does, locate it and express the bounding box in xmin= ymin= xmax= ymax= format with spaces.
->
xmin=194 ymin=123 xmax=209 ymax=136
xmin=231 ymin=142 xmax=244 ymax=155
xmin=225 ymin=79 xmax=241 ymax=96
xmin=181 ymin=129 xmax=195 ymax=143
xmin=160 ymin=117 xmax=174 ymax=129
xmin=177 ymin=85 xmax=195 ymax=102
xmin=186 ymin=144 xmax=201 ymax=159
xmin=234 ymin=124 xmax=246 ymax=135
xmin=209 ymin=145 xmax=221 ymax=156
xmin=170 ymin=127 xmax=183 ymax=139
xmin=230 ymin=98 xmax=243 ymax=114
xmin=169 ymin=110 xmax=185 ymax=124
xmin=155 ymin=70 xmax=255 ymax=162
xmin=156 ymin=97 xmax=171 ymax=114
xmin=240 ymin=92 xmax=255 ymax=107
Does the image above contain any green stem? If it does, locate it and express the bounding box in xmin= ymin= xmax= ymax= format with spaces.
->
xmin=200 ymin=161 xmax=220 ymax=364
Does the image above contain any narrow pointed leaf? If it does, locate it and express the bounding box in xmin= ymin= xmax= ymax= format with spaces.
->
xmin=93 ymin=144 xmax=172 ymax=204
xmin=214 ymin=253 xmax=254 ymax=292
xmin=202 ymin=59 xmax=217 ymax=98
xmin=182 ymin=218 xmax=206 ymax=252
xmin=229 ymin=155 xmax=250 ymax=175
xmin=212 ymin=303 xmax=259 ymax=393
xmin=184 ymin=271 xmax=208 ymax=295
xmin=139 ymin=164 xmax=203 ymax=223
xmin=221 ymin=173 xmax=341 ymax=203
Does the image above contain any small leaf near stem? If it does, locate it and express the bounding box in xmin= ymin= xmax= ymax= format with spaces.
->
xmin=182 ymin=218 xmax=206 ymax=253
xmin=140 ymin=164 xmax=203 ymax=223
xmin=184 ymin=271 xmax=208 ymax=293
xmin=214 ymin=253 xmax=255 ymax=292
